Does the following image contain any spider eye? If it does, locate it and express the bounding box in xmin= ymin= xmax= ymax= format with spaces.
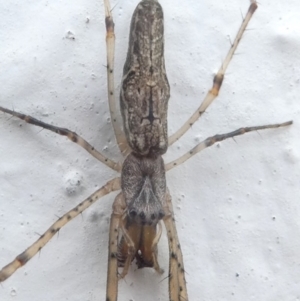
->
xmin=139 ymin=211 xmax=146 ymax=220
xmin=129 ymin=209 xmax=137 ymax=217
xmin=158 ymin=211 xmax=165 ymax=219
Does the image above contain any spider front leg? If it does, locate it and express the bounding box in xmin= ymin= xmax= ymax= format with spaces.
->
xmin=164 ymin=191 xmax=188 ymax=301
xmin=0 ymin=177 xmax=121 ymax=282
xmin=106 ymin=193 xmax=123 ymax=301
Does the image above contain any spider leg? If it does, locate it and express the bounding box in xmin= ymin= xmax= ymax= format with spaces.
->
xmin=151 ymin=221 xmax=164 ymax=274
xmin=104 ymin=0 xmax=129 ymax=156
xmin=168 ymin=1 xmax=258 ymax=146
xmin=0 ymin=106 xmax=121 ymax=171
xmin=106 ymin=192 xmax=124 ymax=301
xmin=164 ymin=191 xmax=188 ymax=301
xmin=0 ymin=177 xmax=121 ymax=282
xmin=166 ymin=121 xmax=292 ymax=171
xmin=118 ymin=217 xmax=136 ymax=280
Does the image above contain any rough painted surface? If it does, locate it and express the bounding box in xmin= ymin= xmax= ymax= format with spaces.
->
xmin=0 ymin=0 xmax=299 ymax=300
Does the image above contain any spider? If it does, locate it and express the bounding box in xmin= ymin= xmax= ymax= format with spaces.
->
xmin=0 ymin=0 xmax=296 ymax=298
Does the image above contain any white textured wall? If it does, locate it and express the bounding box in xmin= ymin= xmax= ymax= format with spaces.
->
xmin=0 ymin=0 xmax=299 ymax=300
